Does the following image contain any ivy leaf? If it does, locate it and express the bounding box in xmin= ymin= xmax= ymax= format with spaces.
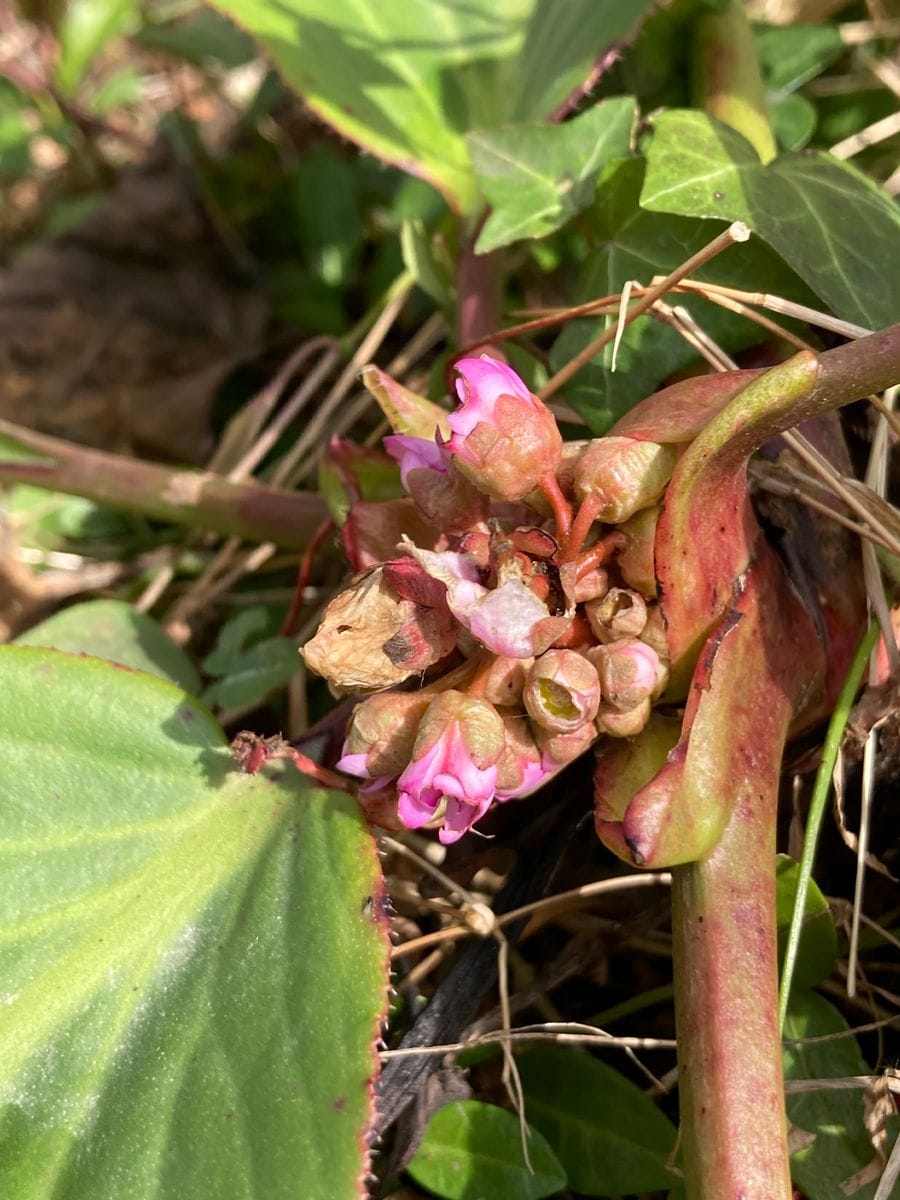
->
xmin=784 ymin=991 xmax=882 ymax=1200
xmin=467 ymin=98 xmax=636 ymax=252
xmin=0 ymin=646 xmax=388 ymax=1199
xmin=640 ymin=110 xmax=900 ymax=330
xmin=552 ymin=158 xmax=815 ymax=432
xmin=210 ymin=0 xmax=656 ymax=210
xmin=407 ymin=1100 xmax=566 ymax=1200
xmin=517 ymin=1045 xmax=678 ymax=1195
xmin=15 ymin=599 xmax=201 ymax=694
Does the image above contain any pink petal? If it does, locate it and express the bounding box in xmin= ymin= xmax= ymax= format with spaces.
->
xmin=383 ymin=434 xmax=447 ymax=487
xmin=336 ymin=751 xmax=371 ymax=778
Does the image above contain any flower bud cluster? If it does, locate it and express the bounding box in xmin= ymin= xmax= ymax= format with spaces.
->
xmin=303 ymin=354 xmax=673 ymax=842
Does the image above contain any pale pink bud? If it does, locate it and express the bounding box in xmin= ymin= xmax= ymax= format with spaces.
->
xmin=596 ymin=697 xmax=651 ymax=738
xmin=337 ymin=692 xmax=431 ymax=783
xmin=534 ymin=719 xmax=598 ymax=766
xmin=523 ymin=649 xmax=601 ymax=733
xmin=616 ymin=505 xmax=659 ymax=598
xmin=572 ymin=568 xmax=610 ymax=604
xmin=588 ymin=639 xmax=663 ymax=711
xmin=396 ymin=691 xmax=505 ymax=844
xmin=494 ymin=714 xmax=548 ymax=798
xmin=483 ymin=656 xmax=533 ymax=707
xmin=584 ymin=587 xmax=647 ymax=644
xmin=446 ymin=356 xmax=562 ymax=501
xmin=574 ymin=436 xmax=678 ymax=524
xmin=640 ymin=605 xmax=669 ymax=659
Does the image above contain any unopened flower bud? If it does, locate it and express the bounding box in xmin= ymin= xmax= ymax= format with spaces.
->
xmin=397 ymin=691 xmax=505 ymax=844
xmin=584 ymin=587 xmax=647 ymax=644
xmin=573 ymin=568 xmax=610 ymax=604
xmin=524 ymin=649 xmax=601 ymax=733
xmin=534 ymin=719 xmax=598 ymax=766
xmin=446 ymin=356 xmax=562 ymax=501
xmin=574 ymin=436 xmax=678 ymax=524
xmin=495 ymin=714 xmax=547 ymax=798
xmin=483 ymin=656 xmax=533 ymax=707
xmin=616 ymin=505 xmax=659 ymax=598
xmin=337 ymin=692 xmax=431 ymax=782
xmin=596 ymin=697 xmax=651 ymax=738
xmin=640 ymin=605 xmax=669 ymax=659
xmin=588 ymin=638 xmax=664 ymax=711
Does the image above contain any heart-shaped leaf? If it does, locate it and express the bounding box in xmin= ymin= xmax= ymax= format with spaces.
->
xmin=467 ymin=97 xmax=636 ymax=252
xmin=211 ymin=0 xmax=656 ymax=210
xmin=640 ymin=110 xmax=900 ymax=330
xmin=0 ymin=646 xmax=388 ymax=1199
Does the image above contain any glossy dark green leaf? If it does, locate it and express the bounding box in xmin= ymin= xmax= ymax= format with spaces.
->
xmin=468 ymin=98 xmax=636 ymax=252
xmin=775 ymin=855 xmax=838 ymax=989
xmin=783 ymin=991 xmax=881 ymax=1200
xmin=551 ymin=158 xmax=813 ymax=431
xmin=15 ymin=599 xmax=201 ymax=694
xmin=0 ymin=646 xmax=388 ymax=1199
xmin=753 ymin=23 xmax=843 ymax=98
xmin=407 ymin=1100 xmax=566 ymax=1200
xmin=770 ymin=93 xmax=817 ymax=152
xmin=640 ymin=110 xmax=900 ymax=330
xmin=210 ymin=0 xmax=656 ymax=210
xmin=517 ymin=1045 xmax=678 ymax=1195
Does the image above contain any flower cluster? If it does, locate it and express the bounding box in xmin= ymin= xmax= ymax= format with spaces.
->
xmin=303 ymin=355 xmax=673 ymax=843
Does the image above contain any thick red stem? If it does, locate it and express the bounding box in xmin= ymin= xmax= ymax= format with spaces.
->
xmin=538 ymin=471 xmax=573 ymax=542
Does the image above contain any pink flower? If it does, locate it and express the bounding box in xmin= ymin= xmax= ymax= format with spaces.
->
xmin=587 ymin=638 xmax=666 ymax=711
xmin=444 ymin=356 xmax=562 ymax=501
xmin=401 ymin=541 xmax=570 ymax=659
xmin=383 ymin=434 xmax=448 ymax=488
xmin=396 ymin=691 xmax=504 ymax=843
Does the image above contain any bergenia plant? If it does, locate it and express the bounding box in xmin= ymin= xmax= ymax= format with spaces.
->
xmin=301 ymin=327 xmax=900 ymax=1198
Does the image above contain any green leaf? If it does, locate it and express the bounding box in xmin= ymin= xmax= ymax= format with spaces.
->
xmin=134 ymin=9 xmax=256 ymax=68
xmin=467 ymin=98 xmax=636 ymax=252
xmin=0 ymin=645 xmax=387 ymax=1199
xmin=753 ymin=23 xmax=843 ymax=98
xmin=56 ymin=0 xmax=138 ymax=95
xmin=770 ymin=93 xmax=817 ymax=153
xmin=201 ymin=606 xmax=299 ymax=710
xmin=640 ymin=110 xmax=900 ymax=330
xmin=517 ymin=1046 xmax=678 ymax=1195
xmin=552 ymin=158 xmax=814 ymax=431
xmin=209 ymin=0 xmax=656 ymax=210
xmin=407 ymin=1100 xmax=566 ymax=1200
xmin=775 ymin=855 xmax=837 ymax=990
xmin=783 ymin=991 xmax=880 ymax=1200
xmin=14 ymin=599 xmax=201 ymax=695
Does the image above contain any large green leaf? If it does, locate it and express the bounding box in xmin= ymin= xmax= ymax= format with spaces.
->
xmin=517 ymin=1045 xmax=678 ymax=1195
xmin=15 ymin=599 xmax=201 ymax=695
xmin=407 ymin=1100 xmax=566 ymax=1200
xmin=640 ymin=110 xmax=900 ymax=330
xmin=783 ymin=991 xmax=881 ymax=1200
xmin=210 ymin=0 xmax=656 ymax=210
xmin=0 ymin=646 xmax=388 ymax=1199
xmin=467 ymin=97 xmax=636 ymax=252
xmin=551 ymin=158 xmax=814 ymax=431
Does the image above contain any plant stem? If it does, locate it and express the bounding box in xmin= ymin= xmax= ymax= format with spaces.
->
xmin=693 ymin=0 xmax=778 ymax=164
xmin=672 ymin=785 xmax=792 ymax=1199
xmin=456 ymin=223 xmax=503 ymax=347
xmin=0 ymin=418 xmax=328 ymax=550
